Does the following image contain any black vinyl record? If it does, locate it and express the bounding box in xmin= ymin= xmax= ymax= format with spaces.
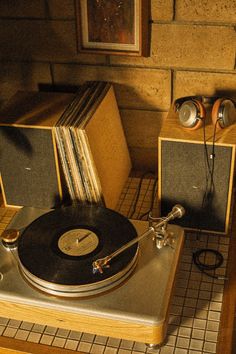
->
xmin=18 ymin=205 xmax=138 ymax=286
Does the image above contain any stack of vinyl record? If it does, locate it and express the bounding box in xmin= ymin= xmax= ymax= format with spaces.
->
xmin=54 ymin=81 xmax=131 ymax=208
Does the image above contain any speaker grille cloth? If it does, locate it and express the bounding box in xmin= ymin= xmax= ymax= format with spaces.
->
xmin=160 ymin=140 xmax=233 ymax=233
xmin=0 ymin=126 xmax=61 ymax=208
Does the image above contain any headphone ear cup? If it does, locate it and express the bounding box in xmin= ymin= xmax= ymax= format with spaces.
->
xmin=178 ymin=100 xmax=205 ymax=130
xmin=212 ymin=98 xmax=236 ymax=129
xmin=212 ymin=98 xmax=224 ymax=129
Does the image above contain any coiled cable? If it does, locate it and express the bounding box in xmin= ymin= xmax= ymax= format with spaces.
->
xmin=192 ymin=248 xmax=227 ymax=280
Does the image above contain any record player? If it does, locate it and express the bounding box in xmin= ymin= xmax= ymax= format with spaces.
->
xmin=0 ymin=204 xmax=184 ymax=347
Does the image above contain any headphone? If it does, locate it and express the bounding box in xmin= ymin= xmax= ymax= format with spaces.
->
xmin=174 ymin=96 xmax=236 ymax=130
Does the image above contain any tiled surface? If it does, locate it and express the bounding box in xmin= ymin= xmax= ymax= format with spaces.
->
xmin=0 ymin=176 xmax=229 ymax=353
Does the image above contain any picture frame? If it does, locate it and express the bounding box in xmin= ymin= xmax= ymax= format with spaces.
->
xmin=75 ymin=0 xmax=149 ymax=57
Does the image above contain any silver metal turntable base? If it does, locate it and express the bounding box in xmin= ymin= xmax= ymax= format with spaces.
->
xmin=0 ymin=207 xmax=184 ymax=345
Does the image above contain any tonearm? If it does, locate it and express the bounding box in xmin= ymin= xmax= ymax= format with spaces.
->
xmin=92 ymin=204 xmax=185 ymax=274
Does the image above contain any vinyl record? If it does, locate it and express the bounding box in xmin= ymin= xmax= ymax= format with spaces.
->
xmin=17 ymin=205 xmax=138 ymax=297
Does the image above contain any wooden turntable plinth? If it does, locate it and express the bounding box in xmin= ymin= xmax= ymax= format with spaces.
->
xmin=0 ymin=208 xmax=184 ymax=347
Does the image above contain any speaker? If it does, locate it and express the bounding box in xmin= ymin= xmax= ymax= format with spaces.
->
xmin=0 ymin=126 xmax=63 ymax=208
xmin=159 ymin=138 xmax=235 ymax=234
xmin=159 ymin=102 xmax=236 ymax=235
xmin=0 ymin=91 xmax=73 ymax=208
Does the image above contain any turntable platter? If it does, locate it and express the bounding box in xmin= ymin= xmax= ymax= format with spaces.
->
xmin=17 ymin=205 xmax=138 ymax=297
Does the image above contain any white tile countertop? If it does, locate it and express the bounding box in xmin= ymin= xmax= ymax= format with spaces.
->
xmin=0 ymin=176 xmax=229 ymax=354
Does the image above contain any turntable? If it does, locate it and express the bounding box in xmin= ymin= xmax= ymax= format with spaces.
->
xmin=0 ymin=204 xmax=184 ymax=347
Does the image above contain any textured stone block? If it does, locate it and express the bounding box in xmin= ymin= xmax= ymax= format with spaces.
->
xmin=47 ymin=0 xmax=75 ymax=19
xmin=53 ymin=64 xmax=171 ymax=110
xmin=0 ymin=0 xmax=45 ymax=18
xmin=174 ymin=71 xmax=236 ymax=100
xmin=111 ymin=24 xmax=235 ymax=70
xmin=120 ymin=109 xmax=167 ymax=148
xmin=129 ymin=147 xmax=157 ymax=172
xmin=0 ymin=62 xmax=51 ymax=108
xmin=152 ymin=24 xmax=235 ymax=70
xmin=110 ymin=53 xmax=153 ymax=67
xmin=175 ymin=0 xmax=236 ymax=23
xmin=151 ymin=0 xmax=173 ymax=21
xmin=0 ymin=20 xmax=106 ymax=64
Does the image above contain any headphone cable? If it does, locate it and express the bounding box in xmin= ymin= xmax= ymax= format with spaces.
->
xmin=202 ymin=118 xmax=215 ymax=216
xmin=192 ymin=248 xmax=227 ymax=280
xmin=193 ymin=117 xmax=226 ymax=280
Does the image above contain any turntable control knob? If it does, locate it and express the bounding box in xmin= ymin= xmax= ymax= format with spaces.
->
xmin=1 ymin=229 xmax=20 ymax=249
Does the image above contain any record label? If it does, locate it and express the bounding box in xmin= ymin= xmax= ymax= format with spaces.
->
xmin=58 ymin=228 xmax=99 ymax=256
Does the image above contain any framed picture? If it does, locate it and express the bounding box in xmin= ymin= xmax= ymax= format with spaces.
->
xmin=76 ymin=0 xmax=149 ymax=56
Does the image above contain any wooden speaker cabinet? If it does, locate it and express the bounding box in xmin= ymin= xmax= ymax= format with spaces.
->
xmin=0 ymin=91 xmax=73 ymax=208
xmin=158 ymin=105 xmax=236 ymax=234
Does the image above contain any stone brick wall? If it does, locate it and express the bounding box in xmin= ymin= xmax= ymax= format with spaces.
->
xmin=0 ymin=0 xmax=235 ymax=172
